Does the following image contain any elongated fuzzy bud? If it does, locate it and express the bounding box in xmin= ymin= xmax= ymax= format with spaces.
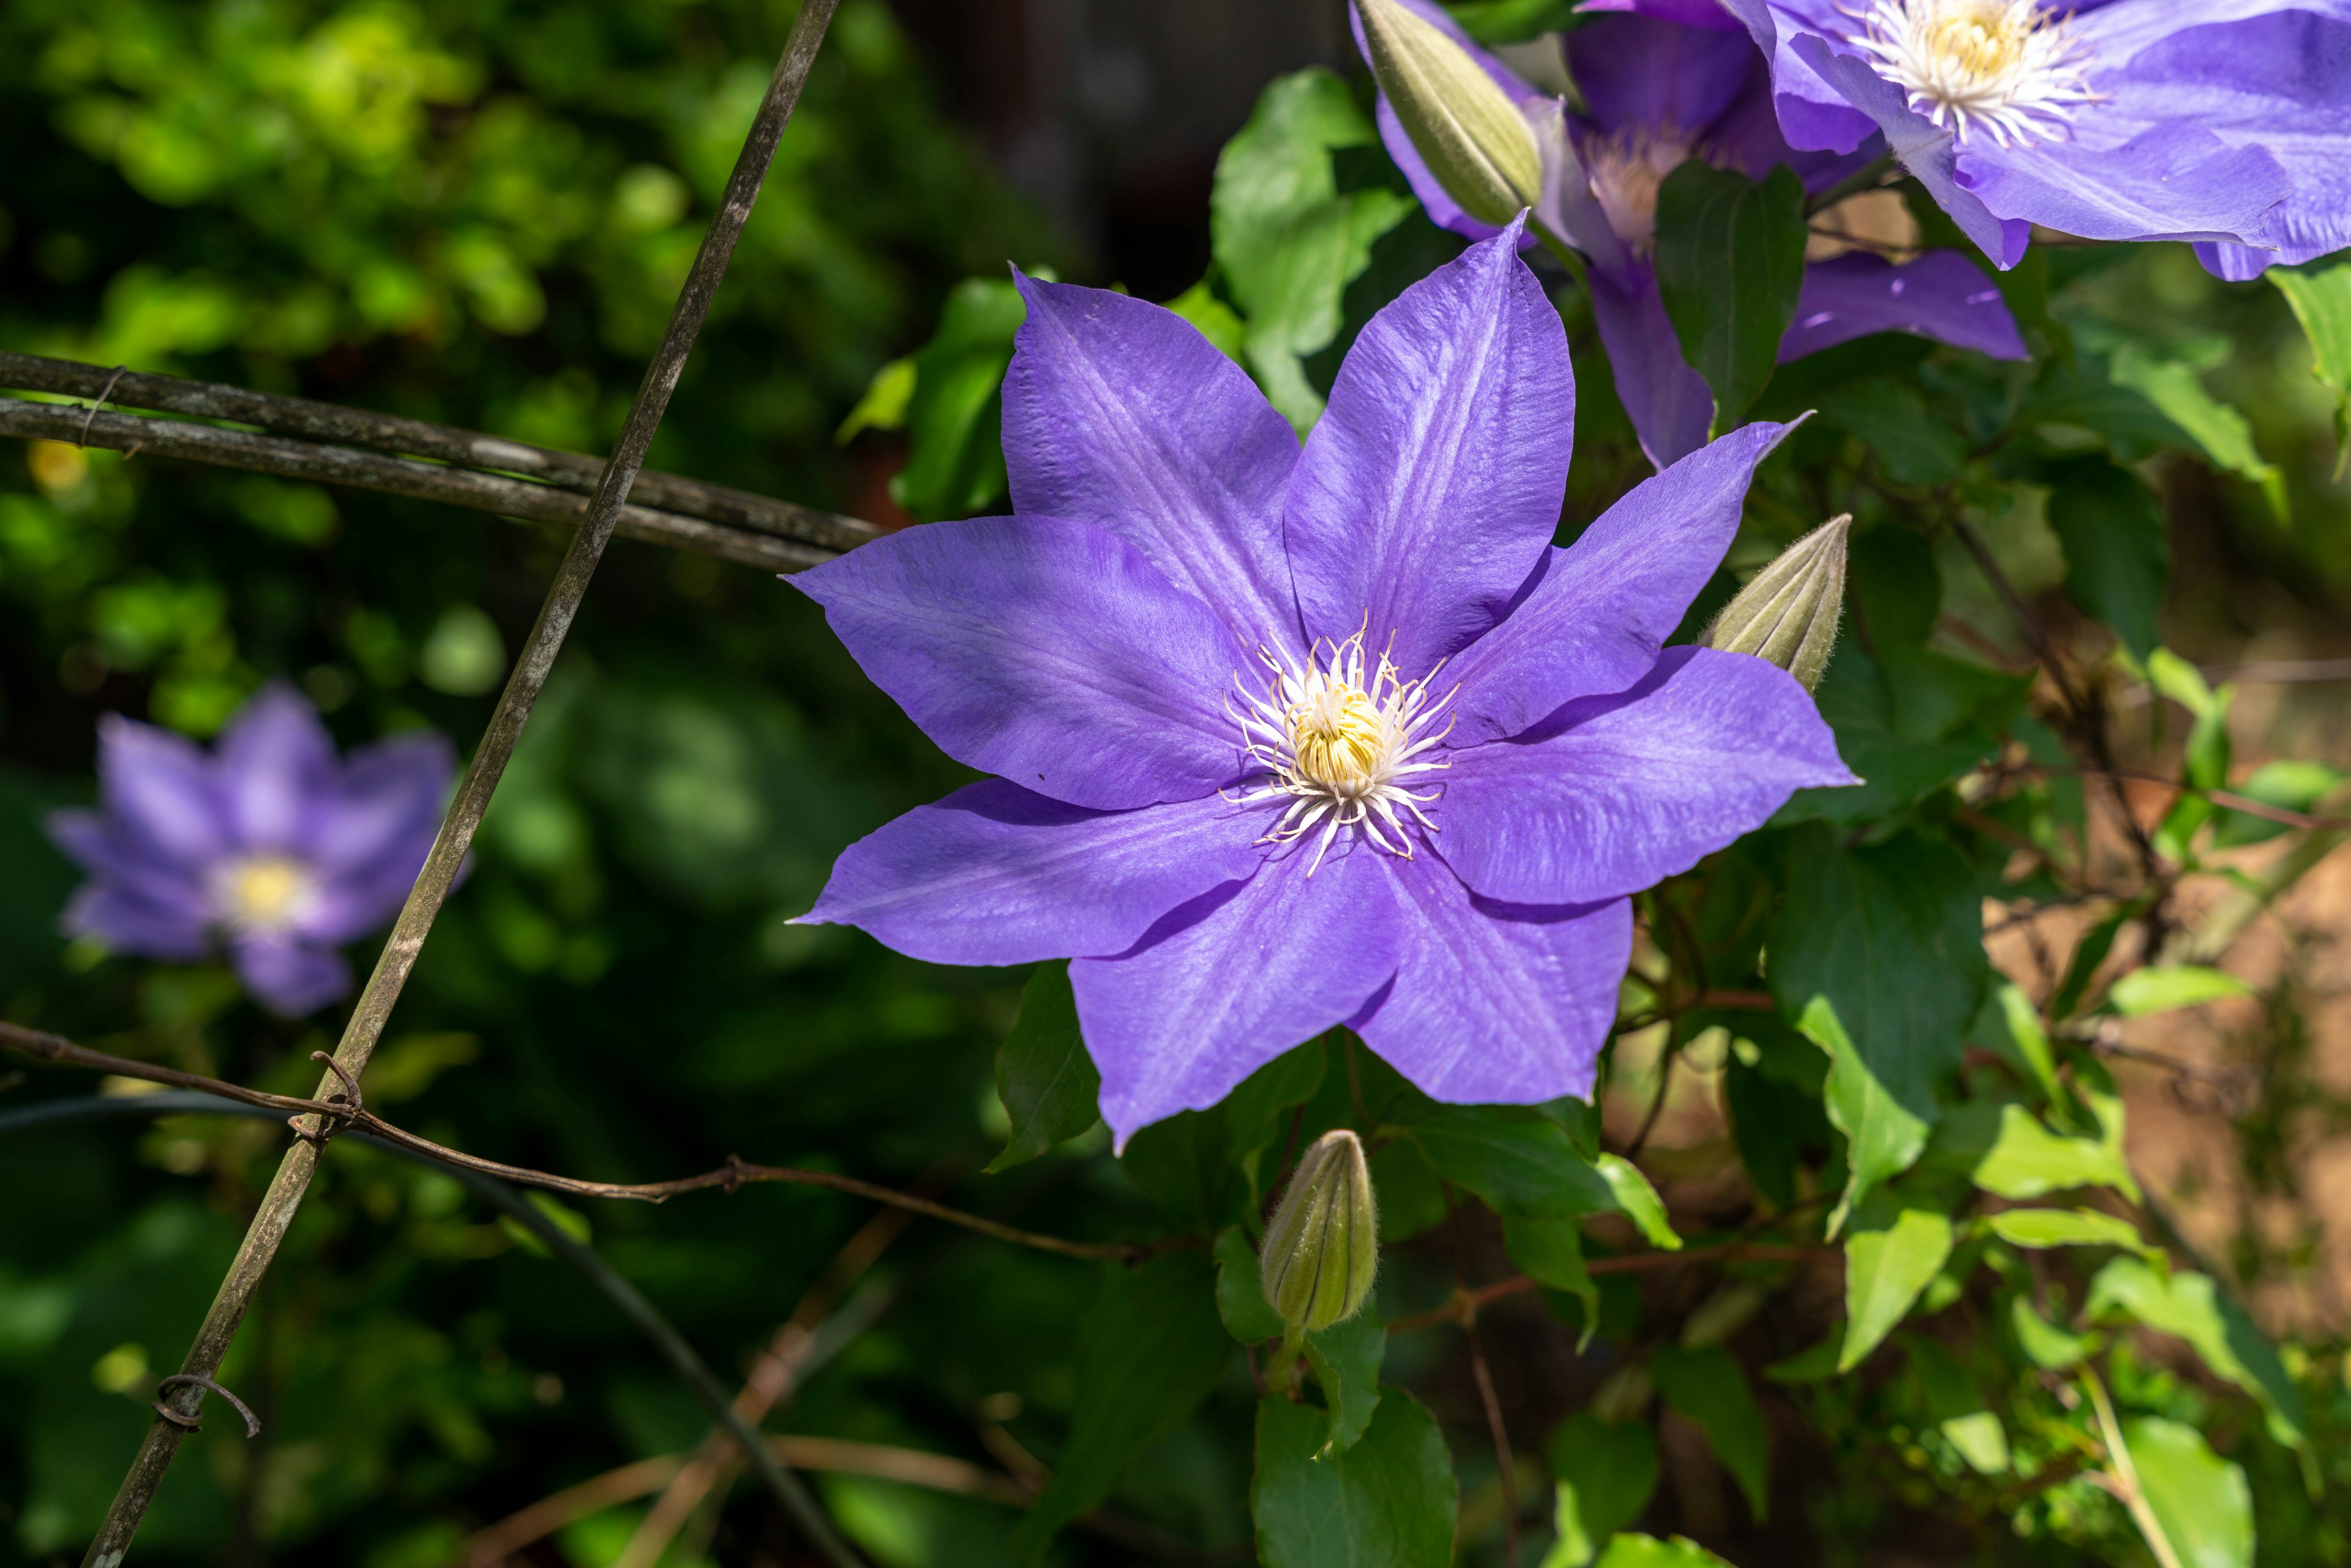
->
xmin=1355 ymin=0 xmax=1543 ymax=227
xmin=1701 ymin=514 xmax=1851 ymax=691
xmin=1259 ymin=1130 xmax=1379 ymax=1332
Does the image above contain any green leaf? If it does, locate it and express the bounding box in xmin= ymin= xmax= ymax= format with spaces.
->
xmin=1775 ymin=645 xmax=2023 ymax=826
xmin=1504 ymin=1214 xmax=1599 ymax=1343
xmin=1984 ymin=1207 xmax=2159 ymax=1261
xmin=2211 ymin=759 xmax=2345 ymax=849
xmin=1817 ymin=378 xmax=1967 ymax=485
xmin=1215 ymin=1226 xmax=1286 ymax=1345
xmin=1253 ymin=1387 xmax=1456 ymax=1568
xmin=1225 ymin=1039 xmax=1330 ymax=1201
xmin=1653 ymin=1345 xmax=1769 ymax=1520
xmin=1594 ymin=1155 xmax=1680 ymax=1250
xmin=2086 ymin=1260 xmax=2306 ymax=1450
xmin=986 ymin=962 xmax=1101 ymax=1173
xmin=1795 ymin=995 xmax=1932 ymax=1236
xmin=889 ymin=276 xmax=1027 ymax=521
xmin=1941 ymin=1411 xmax=2012 ymax=1476
xmin=1396 ymin=1104 xmax=1615 ymax=1218
xmin=2270 ymin=250 xmax=2351 ymax=475
xmin=833 ymin=354 xmax=915 ymax=443
xmin=1590 ymin=1534 xmax=1734 ymax=1568
xmin=1212 ymin=68 xmax=1414 ymax=432
xmin=2109 ymin=345 xmax=2285 ymax=520
xmin=1992 ymin=984 xmax=2064 ymax=1106
xmin=1012 ymin=1253 xmax=1234 ymax=1561
xmin=1163 ymin=278 xmax=1247 ymax=363
xmin=2046 ymin=457 xmax=2169 ymax=660
xmin=1303 ymin=1311 xmax=1387 ymax=1456
xmin=2009 ymin=1294 xmax=2098 ymax=1370
xmin=1445 ymin=0 xmax=1584 ymax=45
xmin=2123 ymin=1417 xmax=2254 ymax=1568
xmin=1542 ymin=1412 xmax=1659 ymax=1568
xmin=1769 ymin=825 xmax=1989 ymax=1124
xmin=1840 ymin=1208 xmax=1955 ymax=1371
xmin=1654 ymin=162 xmax=1808 ymax=429
xmin=1973 ymin=1103 xmax=2140 ymax=1202
xmin=2106 ymin=965 xmax=2254 ymax=1018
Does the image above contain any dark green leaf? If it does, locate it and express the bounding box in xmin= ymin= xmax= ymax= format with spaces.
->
xmin=1011 ymin=1254 xmax=1233 ymax=1561
xmin=1369 ymin=1136 xmax=1450 ymax=1244
xmin=1547 ymin=1411 xmax=1659 ymax=1563
xmin=1653 ymin=1345 xmax=1770 ymax=1520
xmin=1397 ymin=1105 xmax=1614 ymax=1217
xmin=1303 ymin=1312 xmax=1387 ymax=1455
xmin=986 ymin=962 xmax=1101 ymax=1174
xmin=1227 ymin=1038 xmax=1331 ymax=1200
xmin=1122 ymin=1110 xmax=1236 ymax=1234
xmin=1654 ymin=162 xmax=1808 ymax=428
xmin=1724 ymin=1054 xmax=1832 ymax=1209
xmin=2046 ymin=457 xmax=2169 ymax=659
xmin=890 ymin=276 xmax=1026 ymax=521
xmin=1215 ymin=1226 xmax=1286 ymax=1345
xmin=1504 ymin=1214 xmax=1597 ymax=1339
xmin=1849 ymin=524 xmax=1941 ymax=650
xmin=1769 ymin=825 xmax=1989 ymax=1120
xmin=1253 ymin=1388 xmax=1455 ymax=1568
xmin=1775 ymin=645 xmax=2023 ymax=825
xmin=1817 ymin=379 xmax=1967 ymax=485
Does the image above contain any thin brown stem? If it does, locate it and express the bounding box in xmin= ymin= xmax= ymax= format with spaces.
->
xmin=77 ymin=10 xmax=847 ymax=1562
xmin=1386 ymin=1244 xmax=1835 ymax=1333
xmin=0 ymin=1022 xmax=1152 ymax=1263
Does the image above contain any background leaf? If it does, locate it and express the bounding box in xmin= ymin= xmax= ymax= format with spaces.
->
xmin=2124 ymin=1417 xmax=2254 ymax=1568
xmin=986 ymin=962 xmax=1100 ymax=1173
xmin=1654 ymin=162 xmax=1808 ymax=428
xmin=2046 ymin=457 xmax=2170 ymax=660
xmin=1653 ymin=1345 xmax=1770 ymax=1520
xmin=1840 ymin=1208 xmax=1955 ymax=1370
xmin=1253 ymin=1388 xmax=1456 ymax=1568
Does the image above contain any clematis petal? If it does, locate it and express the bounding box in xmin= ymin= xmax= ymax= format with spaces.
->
xmin=1354 ymin=858 xmax=1630 ymax=1105
xmin=1284 ymin=221 xmax=1573 ymax=675
xmin=216 ymin=681 xmax=337 ymax=853
xmin=230 ymin=934 xmax=353 ymax=1016
xmin=792 ymin=514 xmax=1251 ymax=811
xmin=1713 ymin=0 xmax=1883 ymax=156
xmin=312 ymin=732 xmax=454 ymax=874
xmin=1071 ymin=841 xmax=1400 ymax=1145
xmin=1565 ymin=12 xmax=1760 ymax=138
xmin=47 ymin=810 xmax=211 ymax=923
xmin=60 ymin=881 xmax=210 ymax=962
xmin=1576 ymin=0 xmax=1745 ymax=32
xmin=95 ymin=715 xmax=227 ymax=870
xmin=1001 ymin=275 xmax=1302 ymax=647
xmin=1955 ymin=122 xmax=2290 ymax=249
xmin=1439 ymin=647 xmax=1856 ymax=906
xmin=1779 ymin=251 xmax=2027 ymax=363
xmin=803 ymin=781 xmax=1265 ymax=970
xmin=1587 ymin=262 xmax=1716 ymax=471
xmin=1445 ymin=420 xmax=1795 ymax=746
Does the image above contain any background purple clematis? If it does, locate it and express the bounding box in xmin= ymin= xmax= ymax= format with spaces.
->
xmin=1357 ymin=2 xmax=2025 ymax=468
xmin=1711 ymin=0 xmax=2351 ymax=277
xmin=48 ymin=684 xmax=455 ymax=1016
xmin=792 ymin=220 xmax=1854 ymax=1145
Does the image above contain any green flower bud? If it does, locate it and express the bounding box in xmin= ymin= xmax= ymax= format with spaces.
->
xmin=1259 ymin=1129 xmax=1379 ymax=1333
xmin=1354 ymin=0 xmax=1543 ymax=228
xmin=1700 ymin=512 xmax=1852 ymax=692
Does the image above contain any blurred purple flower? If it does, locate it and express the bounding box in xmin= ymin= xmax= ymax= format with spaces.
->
xmin=1355 ymin=3 xmax=2025 ymax=467
xmin=48 ymin=685 xmax=454 ymax=1016
xmin=1712 ymin=0 xmax=2351 ymax=277
xmin=792 ymin=223 xmax=1853 ymax=1144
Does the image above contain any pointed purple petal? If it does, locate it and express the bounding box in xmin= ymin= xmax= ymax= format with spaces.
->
xmin=312 ymin=732 xmax=452 ymax=877
xmin=1001 ymin=277 xmax=1301 ymax=647
xmin=1439 ymin=647 xmax=1854 ymax=906
xmin=1956 ymin=122 xmax=2290 ymax=248
xmin=47 ymin=809 xmax=211 ymax=921
xmin=1588 ymin=263 xmax=1716 ymax=470
xmin=792 ymin=515 xmax=1250 ymax=811
xmin=1713 ymin=0 xmax=1881 ymax=155
xmin=803 ymin=781 xmax=1264 ymax=969
xmin=1072 ymin=842 xmax=1400 ymax=1145
xmin=61 ymin=882 xmax=210 ymax=961
xmin=231 ymin=934 xmax=352 ymax=1016
xmin=95 ymin=714 xmax=227 ymax=869
xmin=1445 ymin=420 xmax=1795 ymax=746
xmin=1566 ymin=13 xmax=1760 ymax=138
xmin=1779 ymin=251 xmax=2026 ymax=362
xmin=1355 ymin=860 xmax=1630 ymax=1105
xmin=216 ymin=683 xmax=336 ymax=853
xmin=1284 ymin=223 xmax=1573 ymax=675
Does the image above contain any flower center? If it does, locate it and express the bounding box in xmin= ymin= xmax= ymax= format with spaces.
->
xmin=1845 ymin=0 xmax=2099 ymax=149
xmin=1583 ymin=130 xmax=1697 ymax=255
xmin=1231 ymin=628 xmax=1454 ymax=872
xmin=214 ymin=854 xmax=314 ymax=934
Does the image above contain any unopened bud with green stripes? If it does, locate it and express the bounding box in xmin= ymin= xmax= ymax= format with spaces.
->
xmin=1701 ymin=513 xmax=1851 ymax=692
xmin=1354 ymin=0 xmax=1543 ymax=228
xmin=1259 ymin=1128 xmax=1379 ymax=1336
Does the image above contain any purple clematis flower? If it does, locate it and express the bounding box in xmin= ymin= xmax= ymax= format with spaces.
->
xmin=1712 ymin=0 xmax=2351 ymax=277
xmin=1357 ymin=3 xmax=2025 ymax=468
xmin=48 ymin=684 xmax=455 ymax=1016
xmin=792 ymin=222 xmax=1854 ymax=1145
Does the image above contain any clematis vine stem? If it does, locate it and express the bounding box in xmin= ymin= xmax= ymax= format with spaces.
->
xmin=73 ymin=4 xmax=848 ymax=1562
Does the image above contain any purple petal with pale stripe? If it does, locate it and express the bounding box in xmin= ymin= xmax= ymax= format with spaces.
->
xmin=1001 ymin=276 xmax=1301 ymax=647
xmin=95 ymin=715 xmax=227 ymax=869
xmin=1780 ymin=251 xmax=2027 ymax=362
xmin=803 ymin=782 xmax=1263 ymax=969
xmin=1439 ymin=647 xmax=1855 ymax=906
xmin=216 ymin=682 xmax=336 ymax=853
xmin=1283 ymin=222 xmax=1573 ymax=673
xmin=47 ymin=810 xmax=210 ymax=927
xmin=792 ymin=514 xmax=1249 ymax=811
xmin=1587 ymin=263 xmax=1715 ymax=470
xmin=1957 ymin=122 xmax=2289 ymax=248
xmin=1445 ymin=420 xmax=1794 ymax=746
xmin=1073 ymin=841 xmax=1400 ymax=1145
xmin=1353 ymin=860 xmax=1630 ymax=1105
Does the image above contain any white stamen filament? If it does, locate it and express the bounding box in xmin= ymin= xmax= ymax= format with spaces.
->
xmin=1845 ymin=0 xmax=2100 ymax=149
xmin=1582 ymin=130 xmax=1698 ymax=255
xmin=1229 ymin=627 xmax=1455 ymax=874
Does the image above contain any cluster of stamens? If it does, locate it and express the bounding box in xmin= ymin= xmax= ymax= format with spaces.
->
xmin=212 ymin=854 xmax=316 ymax=934
xmin=1581 ymin=129 xmax=1700 ymax=255
xmin=1845 ymin=0 xmax=2100 ymax=149
xmin=1229 ymin=628 xmax=1455 ymax=874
